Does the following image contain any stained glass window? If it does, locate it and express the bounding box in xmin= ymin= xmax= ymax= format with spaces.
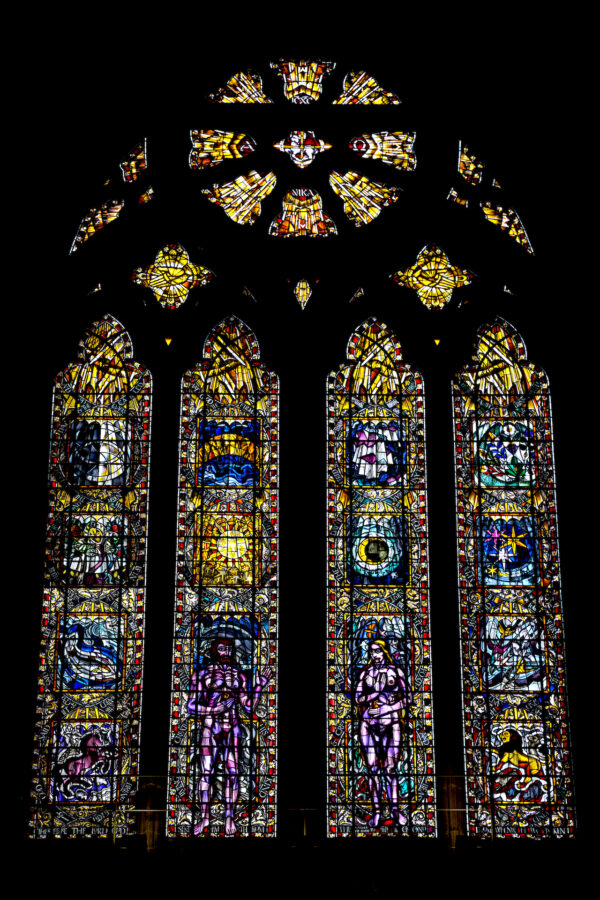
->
xmin=481 ymin=203 xmax=534 ymax=254
xmin=349 ymin=131 xmax=416 ymax=171
xmin=269 ymin=188 xmax=337 ymax=237
xmin=333 ymin=71 xmax=400 ymax=105
xmin=167 ymin=316 xmax=278 ymax=837
xmin=327 ymin=319 xmax=435 ymax=837
xmin=70 ymin=201 xmax=124 ymax=254
xmin=30 ymin=315 xmax=151 ymax=838
xmin=392 ymin=244 xmax=473 ymax=310
xmin=132 ymin=244 xmax=214 ymax=310
xmin=453 ymin=319 xmax=575 ymax=838
xmin=329 ymin=171 xmax=400 ymax=227
xmin=271 ymin=59 xmax=334 ymax=103
xmin=190 ymin=130 xmax=257 ymax=169
xmin=120 ymin=140 xmax=147 ymax=183
xmin=202 ymin=171 xmax=277 ymax=225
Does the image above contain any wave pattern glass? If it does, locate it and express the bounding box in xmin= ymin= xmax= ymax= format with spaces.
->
xmin=327 ymin=318 xmax=435 ymax=837
xmin=30 ymin=315 xmax=152 ymax=837
xmin=168 ymin=316 xmax=278 ymax=837
xmin=453 ymin=318 xmax=575 ymax=838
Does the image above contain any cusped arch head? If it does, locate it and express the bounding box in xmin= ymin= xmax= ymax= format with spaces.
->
xmin=203 ymin=315 xmax=260 ymax=361
xmin=78 ymin=314 xmax=133 ymax=363
xmin=473 ymin=317 xmax=527 ymax=367
xmin=347 ymin=317 xmax=402 ymax=364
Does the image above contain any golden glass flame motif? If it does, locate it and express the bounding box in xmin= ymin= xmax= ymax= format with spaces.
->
xmin=203 ymin=171 xmax=277 ymax=225
xmin=330 ymin=171 xmax=400 ymax=227
xmin=70 ymin=200 xmax=124 ymax=254
xmin=271 ymin=59 xmax=334 ymax=103
xmin=453 ymin=319 xmax=575 ymax=838
xmin=273 ymin=130 xmax=332 ymax=168
xmin=294 ymin=279 xmax=312 ymax=309
xmin=349 ymin=131 xmax=416 ymax=171
xmin=458 ymin=143 xmax=484 ymax=185
xmin=132 ymin=244 xmax=213 ymax=310
xmin=168 ymin=316 xmax=279 ymax=838
xmin=120 ymin=140 xmax=147 ymax=182
xmin=327 ymin=318 xmax=435 ymax=837
xmin=269 ymin=188 xmax=337 ymax=237
xmin=392 ymin=244 xmax=474 ymax=309
xmin=189 ymin=129 xmax=257 ymax=169
xmin=30 ymin=315 xmax=152 ymax=838
xmin=481 ymin=202 xmax=534 ymax=254
xmin=333 ymin=71 xmax=400 ymax=105
xmin=208 ymin=70 xmax=273 ymax=104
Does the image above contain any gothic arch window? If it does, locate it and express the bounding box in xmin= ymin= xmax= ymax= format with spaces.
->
xmin=23 ymin=53 xmax=581 ymax=867
xmin=327 ymin=318 xmax=434 ymax=836
xmin=453 ymin=319 xmax=575 ymax=837
xmin=30 ymin=315 xmax=152 ymax=837
xmin=168 ymin=316 xmax=278 ymax=837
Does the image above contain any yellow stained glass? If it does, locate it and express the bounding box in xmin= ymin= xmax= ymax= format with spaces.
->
xmin=447 ymin=187 xmax=469 ymax=206
xmin=349 ymin=131 xmax=415 ymax=171
xmin=458 ymin=143 xmax=484 ymax=185
xmin=203 ymin=171 xmax=277 ymax=225
xmin=70 ymin=201 xmax=124 ymax=254
xmin=294 ymin=280 xmax=312 ymax=309
xmin=138 ymin=187 xmax=154 ymax=204
xmin=271 ymin=59 xmax=334 ymax=103
xmin=481 ymin=202 xmax=534 ymax=254
xmin=189 ymin=129 xmax=256 ymax=169
xmin=120 ymin=140 xmax=147 ymax=182
xmin=333 ymin=71 xmax=400 ymax=105
xmin=273 ymin=130 xmax=332 ymax=168
xmin=208 ymin=71 xmax=273 ymax=103
xmin=132 ymin=244 xmax=213 ymax=310
xmin=269 ymin=188 xmax=337 ymax=237
xmin=329 ymin=171 xmax=400 ymax=227
xmin=392 ymin=244 xmax=473 ymax=310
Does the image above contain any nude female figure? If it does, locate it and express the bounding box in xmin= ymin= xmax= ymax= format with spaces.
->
xmin=355 ymin=639 xmax=411 ymax=828
xmin=187 ymin=638 xmax=272 ymax=835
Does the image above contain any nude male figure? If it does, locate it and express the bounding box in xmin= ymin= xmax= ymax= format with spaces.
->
xmin=187 ymin=638 xmax=272 ymax=835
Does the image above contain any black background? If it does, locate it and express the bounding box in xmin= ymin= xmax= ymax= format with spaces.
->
xmin=13 ymin=20 xmax=591 ymax=891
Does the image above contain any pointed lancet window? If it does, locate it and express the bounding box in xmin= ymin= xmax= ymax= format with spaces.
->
xmin=453 ymin=319 xmax=575 ymax=838
xmin=168 ymin=316 xmax=279 ymax=837
xmin=30 ymin=315 xmax=152 ymax=837
xmin=327 ymin=319 xmax=436 ymax=837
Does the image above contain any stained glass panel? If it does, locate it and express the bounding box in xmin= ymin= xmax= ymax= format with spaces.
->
xmin=349 ymin=131 xmax=416 ymax=171
xmin=327 ymin=319 xmax=436 ymax=837
xmin=333 ymin=71 xmax=400 ymax=105
xmin=30 ymin=315 xmax=151 ymax=837
xmin=132 ymin=244 xmax=213 ymax=310
xmin=453 ymin=319 xmax=575 ymax=838
xmin=203 ymin=171 xmax=277 ymax=226
xmin=120 ymin=140 xmax=147 ymax=182
xmin=189 ymin=130 xmax=256 ymax=169
xmin=167 ymin=316 xmax=278 ymax=837
xmin=329 ymin=171 xmax=400 ymax=227
xmin=269 ymin=188 xmax=337 ymax=237
xmin=481 ymin=203 xmax=534 ymax=254
xmin=208 ymin=71 xmax=273 ymax=104
xmin=270 ymin=59 xmax=334 ymax=103
xmin=392 ymin=244 xmax=473 ymax=310
xmin=70 ymin=201 xmax=124 ymax=254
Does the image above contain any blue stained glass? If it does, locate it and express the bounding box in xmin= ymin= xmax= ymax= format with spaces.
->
xmin=58 ymin=615 xmax=123 ymax=690
xmin=477 ymin=516 xmax=537 ymax=585
xmin=349 ymin=422 xmax=407 ymax=486
xmin=348 ymin=514 xmax=407 ymax=584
